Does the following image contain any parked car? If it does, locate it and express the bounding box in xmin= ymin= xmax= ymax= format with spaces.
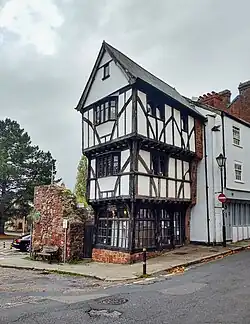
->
xmin=12 ymin=234 xmax=31 ymax=252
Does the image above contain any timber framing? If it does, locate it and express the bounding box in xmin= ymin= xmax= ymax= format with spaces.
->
xmin=76 ymin=41 xmax=206 ymax=258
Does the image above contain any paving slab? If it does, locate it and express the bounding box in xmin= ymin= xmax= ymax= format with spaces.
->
xmin=0 ymin=242 xmax=249 ymax=281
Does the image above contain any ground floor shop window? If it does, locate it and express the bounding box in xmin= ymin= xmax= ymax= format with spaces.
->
xmin=96 ymin=207 xmax=129 ymax=248
xmin=134 ymin=208 xmax=185 ymax=249
xmin=135 ymin=209 xmax=156 ymax=249
xmin=231 ymin=203 xmax=250 ymax=226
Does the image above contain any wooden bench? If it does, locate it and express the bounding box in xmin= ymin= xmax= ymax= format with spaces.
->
xmin=36 ymin=245 xmax=60 ymax=264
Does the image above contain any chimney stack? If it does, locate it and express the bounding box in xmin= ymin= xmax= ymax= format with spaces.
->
xmin=238 ymin=80 xmax=250 ymax=96
xmin=218 ymin=90 xmax=231 ymax=106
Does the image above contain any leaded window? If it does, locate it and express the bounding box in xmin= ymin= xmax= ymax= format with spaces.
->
xmin=151 ymin=152 xmax=168 ymax=176
xmin=96 ymin=153 xmax=120 ymax=178
xmin=181 ymin=112 xmax=188 ymax=133
xmin=96 ymin=207 xmax=129 ymax=248
xmin=134 ymin=209 xmax=156 ymax=249
xmin=95 ymin=97 xmax=117 ymax=125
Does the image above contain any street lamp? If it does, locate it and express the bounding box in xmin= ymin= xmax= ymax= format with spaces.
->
xmin=216 ymin=153 xmax=227 ymax=247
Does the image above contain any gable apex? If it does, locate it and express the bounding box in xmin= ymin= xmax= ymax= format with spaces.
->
xmin=76 ymin=41 xmax=204 ymax=119
xmin=75 ymin=42 xmax=130 ymax=111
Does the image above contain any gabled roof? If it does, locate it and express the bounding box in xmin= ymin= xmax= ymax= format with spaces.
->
xmin=76 ymin=41 xmax=204 ymax=118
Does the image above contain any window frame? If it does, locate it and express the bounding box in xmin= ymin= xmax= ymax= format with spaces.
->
xmin=234 ymin=162 xmax=243 ymax=182
xmin=134 ymin=208 xmax=156 ymax=249
xmin=102 ymin=62 xmax=110 ymax=80
xmin=151 ymin=151 xmax=168 ymax=176
xmin=146 ymin=99 xmax=165 ymax=120
xmin=181 ymin=112 xmax=188 ymax=133
xmin=96 ymin=207 xmax=129 ymax=249
xmin=94 ymin=97 xmax=118 ymax=125
xmin=96 ymin=152 xmax=121 ymax=178
xmin=232 ymin=126 xmax=241 ymax=146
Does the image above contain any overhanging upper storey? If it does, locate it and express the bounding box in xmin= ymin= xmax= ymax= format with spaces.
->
xmin=76 ymin=41 xmax=205 ymax=154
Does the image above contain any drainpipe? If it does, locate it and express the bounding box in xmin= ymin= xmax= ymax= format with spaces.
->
xmin=203 ymin=122 xmax=210 ymax=245
xmin=207 ymin=113 xmax=217 ymax=245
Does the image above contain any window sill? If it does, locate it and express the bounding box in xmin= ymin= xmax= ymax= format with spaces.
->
xmin=234 ymin=180 xmax=244 ymax=184
xmin=233 ymin=143 xmax=243 ymax=149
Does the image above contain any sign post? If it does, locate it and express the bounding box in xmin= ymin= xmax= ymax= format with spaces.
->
xmin=63 ymin=219 xmax=68 ymax=263
xmin=218 ymin=193 xmax=227 ymax=247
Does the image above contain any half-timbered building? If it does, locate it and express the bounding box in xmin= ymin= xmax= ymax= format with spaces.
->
xmin=76 ymin=41 xmax=205 ymax=263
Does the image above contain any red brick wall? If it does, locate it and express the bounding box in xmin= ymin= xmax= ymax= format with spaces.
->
xmin=194 ymin=119 xmax=203 ymax=160
xmin=92 ymin=248 xmax=164 ymax=264
xmin=198 ymin=81 xmax=250 ymax=124
xmin=92 ymin=248 xmax=131 ymax=264
xmin=33 ymin=185 xmax=85 ymax=261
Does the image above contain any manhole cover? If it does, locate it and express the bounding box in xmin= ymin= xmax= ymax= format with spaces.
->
xmin=98 ymin=297 xmax=128 ymax=305
xmin=173 ymin=252 xmax=188 ymax=255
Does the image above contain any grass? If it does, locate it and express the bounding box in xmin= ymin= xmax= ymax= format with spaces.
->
xmin=137 ymin=273 xmax=152 ymax=279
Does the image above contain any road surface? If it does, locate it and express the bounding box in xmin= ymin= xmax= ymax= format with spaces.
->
xmin=1 ymin=250 xmax=250 ymax=323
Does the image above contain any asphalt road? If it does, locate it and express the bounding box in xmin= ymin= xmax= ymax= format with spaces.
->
xmin=1 ymin=250 xmax=250 ymax=323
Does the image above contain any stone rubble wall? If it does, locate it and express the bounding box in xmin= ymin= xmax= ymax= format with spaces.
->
xmin=33 ymin=185 xmax=87 ymax=262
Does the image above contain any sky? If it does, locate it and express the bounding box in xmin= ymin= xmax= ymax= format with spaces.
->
xmin=1 ymin=0 xmax=250 ymax=189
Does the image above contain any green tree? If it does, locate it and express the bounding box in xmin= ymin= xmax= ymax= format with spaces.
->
xmin=74 ymin=155 xmax=88 ymax=206
xmin=0 ymin=118 xmax=58 ymax=234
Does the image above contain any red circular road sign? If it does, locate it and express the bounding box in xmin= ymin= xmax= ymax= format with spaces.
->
xmin=218 ymin=193 xmax=227 ymax=203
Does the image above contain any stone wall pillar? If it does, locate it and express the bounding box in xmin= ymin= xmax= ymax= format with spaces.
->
xmin=33 ymin=185 xmax=86 ymax=262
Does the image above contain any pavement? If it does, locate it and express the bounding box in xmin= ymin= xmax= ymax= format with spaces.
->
xmin=2 ymin=247 xmax=250 ymax=323
xmin=0 ymin=241 xmax=249 ymax=281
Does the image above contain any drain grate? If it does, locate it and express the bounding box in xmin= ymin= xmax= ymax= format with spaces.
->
xmin=98 ymin=297 xmax=128 ymax=305
xmin=173 ymin=252 xmax=188 ymax=255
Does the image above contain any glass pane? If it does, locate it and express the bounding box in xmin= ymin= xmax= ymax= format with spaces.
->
xmin=107 ymin=155 xmax=112 ymax=176
xmin=113 ymin=155 xmax=119 ymax=174
xmin=110 ymin=105 xmax=116 ymax=119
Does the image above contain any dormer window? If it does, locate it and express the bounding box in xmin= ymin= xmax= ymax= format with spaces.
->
xmin=95 ymin=97 xmax=117 ymax=125
xmin=102 ymin=63 xmax=110 ymax=80
xmin=181 ymin=112 xmax=188 ymax=133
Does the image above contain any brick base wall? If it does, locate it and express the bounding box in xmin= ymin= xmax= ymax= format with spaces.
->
xmin=92 ymin=248 xmax=167 ymax=264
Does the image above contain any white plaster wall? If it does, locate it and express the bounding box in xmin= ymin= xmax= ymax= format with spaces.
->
xmin=120 ymin=175 xmax=130 ymax=196
xmin=138 ymin=150 xmax=150 ymax=172
xmin=173 ymin=109 xmax=181 ymax=147
xmin=224 ymin=116 xmax=250 ymax=192
xmin=84 ymin=51 xmax=128 ymax=107
xmin=191 ymin=106 xmax=224 ymax=243
xmin=137 ymin=91 xmax=148 ymax=137
xmin=190 ymin=147 xmax=208 ymax=242
xmin=165 ymin=105 xmax=173 ymax=145
xmin=188 ymin=116 xmax=195 ymax=152
xmin=121 ymin=149 xmax=130 ymax=172
xmin=138 ymin=175 xmax=150 ymax=196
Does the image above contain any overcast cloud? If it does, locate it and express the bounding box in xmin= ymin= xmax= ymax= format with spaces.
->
xmin=1 ymin=0 xmax=250 ymax=189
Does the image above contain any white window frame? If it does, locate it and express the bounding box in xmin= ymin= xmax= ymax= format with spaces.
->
xmin=232 ymin=126 xmax=241 ymax=146
xmin=234 ymin=162 xmax=243 ymax=182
